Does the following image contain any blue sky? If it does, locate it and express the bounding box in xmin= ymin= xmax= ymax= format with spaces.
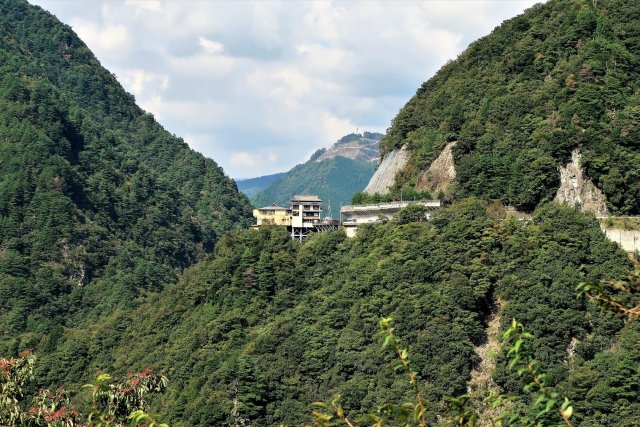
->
xmin=31 ymin=0 xmax=541 ymax=178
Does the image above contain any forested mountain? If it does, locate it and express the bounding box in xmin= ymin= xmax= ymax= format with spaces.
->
xmin=0 ymin=0 xmax=252 ymax=357
xmin=60 ymin=201 xmax=635 ymax=425
xmin=2 ymin=0 xmax=640 ymax=426
xmin=252 ymin=133 xmax=381 ymax=210
xmin=380 ymin=0 xmax=640 ymax=213
xmin=236 ymin=172 xmax=286 ymax=198
xmin=253 ymin=157 xmax=375 ymax=211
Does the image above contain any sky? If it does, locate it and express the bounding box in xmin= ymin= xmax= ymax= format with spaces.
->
xmin=30 ymin=0 xmax=541 ymax=179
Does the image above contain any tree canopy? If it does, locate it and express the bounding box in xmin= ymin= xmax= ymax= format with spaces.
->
xmin=382 ymin=0 xmax=640 ymax=214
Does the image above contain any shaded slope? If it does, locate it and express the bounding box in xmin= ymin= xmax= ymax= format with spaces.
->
xmin=381 ymin=0 xmax=640 ymax=214
xmin=0 ymin=0 xmax=252 ymax=350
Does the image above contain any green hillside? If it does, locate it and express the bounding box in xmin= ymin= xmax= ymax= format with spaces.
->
xmin=66 ymin=201 xmax=634 ymax=426
xmin=0 ymin=0 xmax=252 ymax=354
xmin=382 ymin=0 xmax=640 ymax=213
xmin=253 ymin=156 xmax=375 ymax=212
xmin=2 ymin=0 xmax=640 ymax=426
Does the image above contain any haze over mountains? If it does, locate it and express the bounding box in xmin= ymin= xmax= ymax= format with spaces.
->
xmin=235 ymin=172 xmax=286 ymax=198
xmin=1 ymin=0 xmax=640 ymax=426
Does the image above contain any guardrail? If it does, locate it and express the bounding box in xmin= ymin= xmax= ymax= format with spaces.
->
xmin=341 ymin=200 xmax=441 ymax=212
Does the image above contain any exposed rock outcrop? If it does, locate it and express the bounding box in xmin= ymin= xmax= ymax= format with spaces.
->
xmin=467 ymin=304 xmax=503 ymax=426
xmin=312 ymin=133 xmax=381 ymax=163
xmin=363 ymin=146 xmax=410 ymax=195
xmin=554 ymin=149 xmax=608 ymax=217
xmin=416 ymin=141 xmax=457 ymax=194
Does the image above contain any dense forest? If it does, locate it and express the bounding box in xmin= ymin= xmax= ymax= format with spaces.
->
xmin=49 ymin=201 xmax=636 ymax=425
xmin=2 ymin=0 xmax=640 ymax=426
xmin=381 ymin=0 xmax=640 ymax=214
xmin=0 ymin=0 xmax=252 ymax=375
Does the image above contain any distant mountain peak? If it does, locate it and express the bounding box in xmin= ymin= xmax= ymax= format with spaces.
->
xmin=312 ymin=132 xmax=382 ymax=163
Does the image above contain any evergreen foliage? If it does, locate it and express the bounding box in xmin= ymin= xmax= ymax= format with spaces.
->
xmin=382 ymin=0 xmax=640 ymax=214
xmin=0 ymin=0 xmax=252 ymax=370
xmin=55 ymin=201 xmax=634 ymax=426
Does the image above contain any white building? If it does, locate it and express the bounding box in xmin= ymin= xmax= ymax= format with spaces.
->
xmin=340 ymin=200 xmax=441 ymax=237
xmin=290 ymin=195 xmax=323 ymax=241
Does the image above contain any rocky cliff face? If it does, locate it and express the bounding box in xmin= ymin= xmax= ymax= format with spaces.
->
xmin=363 ymin=146 xmax=410 ymax=195
xmin=312 ymin=133 xmax=381 ymax=163
xmin=555 ymin=149 xmax=608 ymax=217
xmin=416 ymin=141 xmax=457 ymax=195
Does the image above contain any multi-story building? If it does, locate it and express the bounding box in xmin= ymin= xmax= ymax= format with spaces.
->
xmin=290 ymin=194 xmax=323 ymax=240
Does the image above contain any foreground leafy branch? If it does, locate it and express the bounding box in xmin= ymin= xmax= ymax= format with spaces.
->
xmin=378 ymin=317 xmax=427 ymax=427
xmin=578 ymin=266 xmax=640 ymax=321
xmin=311 ymin=317 xmax=428 ymax=427
xmin=311 ymin=316 xmax=576 ymax=427
xmin=0 ymin=352 xmax=168 ymax=426
xmin=502 ymin=320 xmax=573 ymax=427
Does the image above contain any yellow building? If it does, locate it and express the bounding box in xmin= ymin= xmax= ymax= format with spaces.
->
xmin=252 ymin=204 xmax=292 ymax=227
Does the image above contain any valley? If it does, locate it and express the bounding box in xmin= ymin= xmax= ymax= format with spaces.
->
xmin=1 ymin=0 xmax=640 ymax=426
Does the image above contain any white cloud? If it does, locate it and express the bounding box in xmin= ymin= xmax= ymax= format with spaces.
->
xmin=124 ymin=0 xmax=162 ymax=13
xmin=199 ymin=36 xmax=224 ymax=55
xmin=230 ymin=151 xmax=258 ymax=168
xmin=302 ymin=1 xmax=343 ymax=44
xmin=322 ymin=113 xmax=357 ymax=145
xmin=142 ymin=96 xmax=227 ymax=130
xmin=250 ymin=1 xmax=284 ymax=49
xmin=31 ymin=0 xmax=543 ymax=177
xmin=167 ymin=53 xmax=236 ymax=78
xmin=119 ymin=69 xmax=169 ymax=96
xmin=71 ymin=21 xmax=131 ymax=59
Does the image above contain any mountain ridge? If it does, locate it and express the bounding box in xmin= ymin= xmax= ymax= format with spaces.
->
xmin=251 ymin=132 xmax=382 ymax=208
xmin=236 ymin=172 xmax=287 ymax=198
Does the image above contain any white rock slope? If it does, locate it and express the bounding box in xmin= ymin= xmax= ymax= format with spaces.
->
xmin=363 ymin=146 xmax=410 ymax=195
xmin=554 ymin=149 xmax=608 ymax=217
xmin=416 ymin=141 xmax=457 ymax=194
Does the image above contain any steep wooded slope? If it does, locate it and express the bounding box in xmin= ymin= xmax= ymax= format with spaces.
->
xmin=0 ymin=0 xmax=252 ymax=349
xmin=72 ymin=201 xmax=635 ymax=426
xmin=381 ymin=0 xmax=640 ymax=213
